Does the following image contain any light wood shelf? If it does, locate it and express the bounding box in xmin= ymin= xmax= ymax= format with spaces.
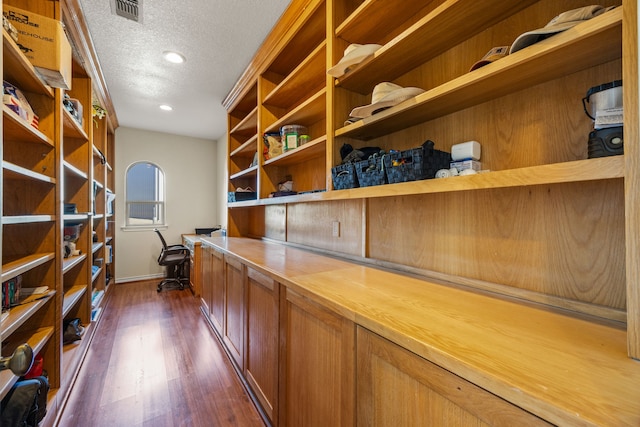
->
xmin=63 ymin=160 xmax=89 ymax=180
xmin=3 ymin=161 xmax=56 ymax=184
xmin=62 ymin=254 xmax=87 ymax=274
xmin=336 ymin=0 xmax=541 ymax=94
xmin=2 ymin=215 xmax=56 ymax=225
xmin=0 ymin=292 xmax=56 ymax=339
xmin=1 ymin=253 xmax=56 ymax=282
xmin=264 ymin=88 xmax=326 ymax=133
xmin=0 ymin=326 xmax=54 ymax=398
xmin=337 ymin=8 xmax=622 ymax=140
xmin=62 ymin=108 xmax=88 ymax=140
xmin=263 ymin=41 xmax=326 ymax=108
xmin=63 ymin=286 xmax=87 ymax=317
xmin=2 ymin=30 xmax=53 ymax=97
xmin=3 ymin=105 xmax=54 ymax=146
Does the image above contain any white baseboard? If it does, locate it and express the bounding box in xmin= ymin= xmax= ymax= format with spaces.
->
xmin=115 ymin=273 xmax=164 ymax=284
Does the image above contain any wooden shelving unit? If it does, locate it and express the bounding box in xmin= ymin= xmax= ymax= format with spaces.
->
xmin=221 ymin=0 xmax=639 ymax=424
xmin=1 ymin=1 xmax=118 ymax=424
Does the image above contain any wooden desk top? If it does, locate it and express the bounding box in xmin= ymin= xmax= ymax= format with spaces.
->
xmin=201 ymin=236 xmax=640 ymax=426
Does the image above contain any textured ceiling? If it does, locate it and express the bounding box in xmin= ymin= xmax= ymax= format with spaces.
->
xmin=78 ymin=0 xmax=291 ymax=140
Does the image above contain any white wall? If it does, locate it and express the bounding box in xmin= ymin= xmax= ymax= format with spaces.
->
xmin=114 ymin=126 xmax=222 ymax=282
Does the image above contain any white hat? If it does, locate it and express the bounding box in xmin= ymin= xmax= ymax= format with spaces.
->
xmin=349 ymin=82 xmax=425 ymax=119
xmin=510 ymin=5 xmax=615 ymax=54
xmin=327 ymin=43 xmax=381 ymax=78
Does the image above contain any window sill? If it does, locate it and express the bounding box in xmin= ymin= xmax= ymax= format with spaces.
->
xmin=121 ymin=225 xmax=168 ymax=232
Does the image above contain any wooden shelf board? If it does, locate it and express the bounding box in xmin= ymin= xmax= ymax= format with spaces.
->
xmin=2 ymin=30 xmax=53 ymax=97
xmin=230 ymin=105 xmax=258 ymax=136
xmin=92 ymin=266 xmax=103 ymax=283
xmin=336 ymin=0 xmax=431 ymax=43
xmin=264 ymin=135 xmax=327 ymax=167
xmin=337 ymin=0 xmax=540 ymax=94
xmin=229 ymin=156 xmax=624 ymax=207
xmin=2 ymin=215 xmax=55 ymax=225
xmin=0 ymin=326 xmax=54 ymax=401
xmin=337 ymin=8 xmax=623 ymax=139
xmin=63 ymin=214 xmax=89 ymax=222
xmin=230 ymin=165 xmax=258 ymax=181
xmin=61 ymin=321 xmax=94 ymax=386
xmin=3 ymin=105 xmax=54 ymax=147
xmin=263 ymin=41 xmax=326 ymax=109
xmin=92 ymin=242 xmax=104 ymax=253
xmin=230 ymin=134 xmax=258 ymax=158
xmin=1 ymin=253 xmax=55 ymax=282
xmin=93 ymin=179 xmax=104 ymax=189
xmin=1 ymin=293 xmax=56 ymax=340
xmin=3 ymin=161 xmax=56 ymax=184
xmin=63 ymin=254 xmax=87 ymax=274
xmin=62 ymin=108 xmax=88 ymax=140
xmin=62 ymin=286 xmax=88 ymax=318
xmin=63 ymin=160 xmax=89 ymax=180
xmin=92 ymin=214 xmax=105 ymax=220
xmin=265 ymin=88 xmax=326 ymax=133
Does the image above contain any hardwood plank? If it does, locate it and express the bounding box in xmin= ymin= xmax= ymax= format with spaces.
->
xmin=57 ymin=280 xmax=264 ymax=427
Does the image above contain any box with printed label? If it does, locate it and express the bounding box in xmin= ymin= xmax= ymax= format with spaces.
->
xmin=3 ymin=5 xmax=72 ymax=89
xmin=450 ymin=160 xmax=482 ymax=172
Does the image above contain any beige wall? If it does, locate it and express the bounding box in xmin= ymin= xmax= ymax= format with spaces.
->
xmin=114 ymin=126 xmax=221 ymax=282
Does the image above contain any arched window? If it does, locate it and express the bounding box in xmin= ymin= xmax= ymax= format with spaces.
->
xmin=124 ymin=161 xmax=165 ymax=228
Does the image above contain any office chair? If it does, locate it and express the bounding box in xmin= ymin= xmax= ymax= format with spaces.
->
xmin=154 ymin=229 xmax=190 ymax=292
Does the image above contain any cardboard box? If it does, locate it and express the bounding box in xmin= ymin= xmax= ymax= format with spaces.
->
xmin=3 ymin=5 xmax=72 ymax=89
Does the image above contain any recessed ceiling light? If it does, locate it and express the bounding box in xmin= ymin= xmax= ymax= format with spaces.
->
xmin=159 ymin=104 xmax=173 ymax=111
xmin=163 ymin=51 xmax=186 ymax=64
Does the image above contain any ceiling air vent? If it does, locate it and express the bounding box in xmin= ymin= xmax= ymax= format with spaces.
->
xmin=110 ymin=0 xmax=142 ymax=23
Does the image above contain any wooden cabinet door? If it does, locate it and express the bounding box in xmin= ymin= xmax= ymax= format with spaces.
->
xmin=279 ymin=288 xmax=355 ymax=427
xmin=200 ymin=245 xmax=212 ymax=317
xmin=224 ymin=255 xmax=245 ymax=369
xmin=209 ymin=247 xmax=225 ymax=334
xmin=357 ymin=327 xmax=551 ymax=427
xmin=245 ymin=267 xmax=280 ymax=424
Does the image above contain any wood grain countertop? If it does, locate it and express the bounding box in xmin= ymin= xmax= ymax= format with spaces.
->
xmin=201 ymin=236 xmax=640 ymax=427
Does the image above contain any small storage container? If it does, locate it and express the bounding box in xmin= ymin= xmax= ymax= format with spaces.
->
xmin=280 ymin=124 xmax=308 ymax=152
xmin=331 ymin=163 xmax=359 ymax=190
xmin=384 ymin=142 xmax=451 ymax=184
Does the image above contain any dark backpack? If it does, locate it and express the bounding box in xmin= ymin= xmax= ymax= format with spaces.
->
xmin=1 ymin=375 xmax=49 ymax=426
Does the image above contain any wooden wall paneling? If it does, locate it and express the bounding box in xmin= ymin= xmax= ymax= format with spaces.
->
xmin=347 ymin=59 xmax=621 ymax=172
xmin=228 ymin=206 xmax=265 ymax=238
xmin=367 ymin=180 xmax=626 ymax=313
xmin=623 ymin=0 xmax=640 ymax=358
xmin=3 ymin=222 xmax=57 ymax=255
xmin=2 ymin=142 xmax=55 ymax=179
xmin=264 ymin=204 xmax=287 ymax=241
xmin=286 ymin=200 xmax=363 ymax=256
xmin=2 ymin=178 xmax=55 ymax=216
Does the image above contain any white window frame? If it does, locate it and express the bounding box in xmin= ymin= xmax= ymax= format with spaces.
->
xmin=122 ymin=161 xmax=167 ymax=231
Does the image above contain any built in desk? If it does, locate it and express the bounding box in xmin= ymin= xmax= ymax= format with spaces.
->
xmin=200 ymin=236 xmax=640 ymax=426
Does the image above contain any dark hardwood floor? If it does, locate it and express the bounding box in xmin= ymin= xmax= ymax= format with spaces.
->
xmin=57 ymin=280 xmax=264 ymax=427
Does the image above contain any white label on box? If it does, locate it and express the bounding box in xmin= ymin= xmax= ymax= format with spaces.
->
xmin=450 ymin=160 xmax=482 ymax=172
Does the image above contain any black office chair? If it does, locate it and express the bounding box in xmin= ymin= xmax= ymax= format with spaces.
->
xmin=154 ymin=229 xmax=190 ymax=292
